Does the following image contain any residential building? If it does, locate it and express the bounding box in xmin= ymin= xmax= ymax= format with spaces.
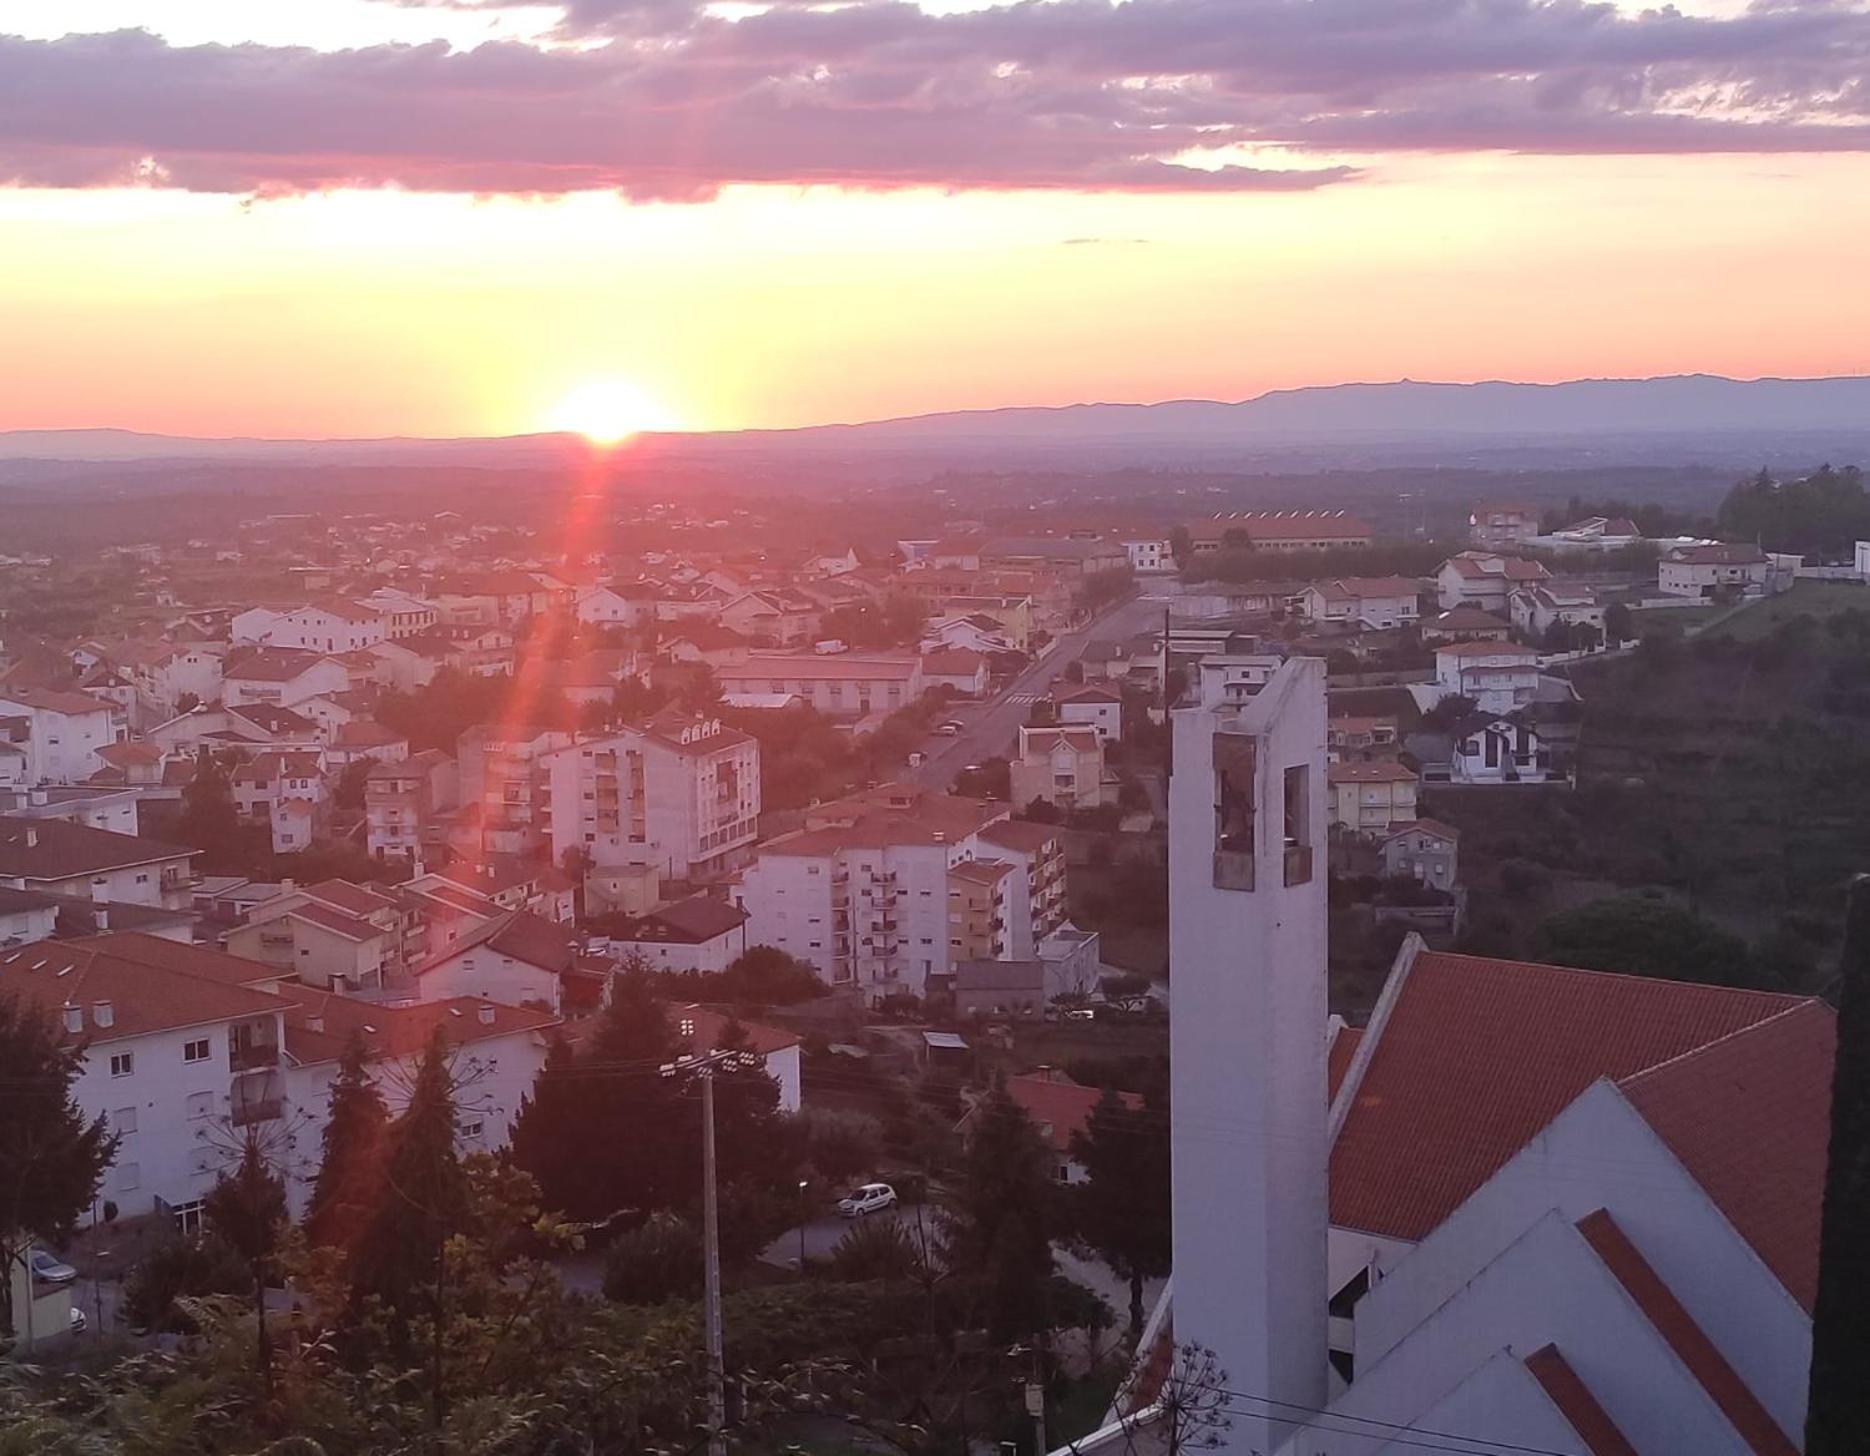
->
xmin=948 ymin=859 xmax=1016 ymax=964
xmin=1055 ymin=684 xmax=1123 ymax=742
xmin=365 ymin=749 xmax=458 ymax=861
xmin=0 ymin=687 xmax=121 ymax=785
xmin=269 ymin=794 xmax=324 ymax=854
xmin=1379 ymin=818 xmax=1459 ymax=889
xmin=1509 ymin=583 xmax=1606 ymax=640
xmin=231 ymin=750 xmax=326 ymax=822
xmin=1 ymin=783 xmax=141 ymax=835
xmin=1037 ymin=922 xmax=1100 ymax=1000
xmin=982 ymin=1068 xmax=1142 ymax=1184
xmin=919 ymin=649 xmax=991 ymax=697
xmin=232 ymin=600 xmax=387 ymax=654
xmin=716 ymin=653 xmax=923 ymax=719
xmin=1434 ymin=551 xmax=1552 ymax=613
xmin=0 ymin=884 xmax=60 ymax=947
xmin=1420 ymin=606 xmax=1512 ymax=644
xmin=1009 ymin=725 xmax=1107 ymax=811
xmin=1194 ymin=654 xmax=1283 ymax=708
xmin=599 ymin=895 xmax=749 ymax=974
xmin=1530 ymin=514 xmax=1646 ymax=553
xmin=415 ymin=909 xmax=579 ymax=1012
xmin=1658 ymin=542 xmax=1771 ymax=598
xmin=1297 ymin=577 xmax=1422 ymax=631
xmin=733 ymin=784 xmax=1028 ymax=999
xmin=221 ymin=648 xmax=350 ymax=709
xmin=668 ymin=1003 xmax=802 ymax=1113
xmin=950 ymin=957 xmax=1045 ymax=1018
xmin=412 ymin=857 xmax=575 ymax=923
xmin=0 ymin=816 xmax=197 ymax=908
xmin=1433 ymin=641 xmax=1541 ymax=714
xmin=224 ymin=896 xmax=391 ymax=994
xmin=1451 ymin=712 xmax=1558 ymax=785
xmin=716 ymin=590 xmax=820 ymax=646
xmin=576 ymin=584 xmax=651 ymax=627
xmin=921 ymin=613 xmax=1014 ymax=656
xmin=1122 ymin=538 xmax=1171 ymax=573
xmin=1186 ymin=511 xmax=1374 ymax=555
xmin=357 ymin=588 xmax=440 ymax=639
xmin=930 ymin=595 xmax=1034 ymax=650
xmin=456 ymin=723 xmax=573 ymax=857
xmin=1325 ymin=714 xmax=1398 ymax=763
xmin=1467 ymin=502 xmax=1540 ymax=550
xmin=543 ymin=713 xmax=760 ymax=880
xmin=1327 ymin=760 xmax=1419 ymax=834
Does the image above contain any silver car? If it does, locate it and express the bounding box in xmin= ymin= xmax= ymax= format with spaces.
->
xmin=837 ymin=1182 xmax=898 ymax=1218
xmin=30 ymin=1249 xmax=77 ymax=1284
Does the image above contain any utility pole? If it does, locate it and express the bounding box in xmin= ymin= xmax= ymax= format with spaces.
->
xmin=663 ymin=1046 xmax=760 ymax=1456
xmin=702 ymin=1070 xmax=727 ymax=1456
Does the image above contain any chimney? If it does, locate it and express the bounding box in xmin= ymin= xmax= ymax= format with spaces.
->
xmin=94 ymin=905 xmax=109 ymax=932
xmin=93 ymin=1000 xmax=114 ymax=1028
xmin=306 ymin=1013 xmax=324 ymax=1033
xmin=477 ymin=1002 xmax=496 ymax=1025
xmin=29 ymin=788 xmax=47 ymax=807
xmin=280 ymin=878 xmax=296 ymax=895
xmin=62 ymin=1004 xmax=82 ymax=1034
xmin=24 ymin=827 xmax=36 ymax=849
xmin=90 ymin=880 xmax=108 ymax=903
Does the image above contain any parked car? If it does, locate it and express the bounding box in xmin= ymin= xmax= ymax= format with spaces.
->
xmin=934 ymin=721 xmax=964 ymax=736
xmin=69 ymin=1307 xmax=88 ymax=1336
xmin=837 ymin=1182 xmax=898 ymax=1218
xmin=30 ymin=1249 xmax=76 ymax=1284
xmin=1064 ymin=1007 xmax=1097 ymax=1022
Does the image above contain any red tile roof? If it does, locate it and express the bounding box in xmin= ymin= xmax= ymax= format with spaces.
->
xmin=1436 ymin=640 xmax=1539 ymax=659
xmin=1618 ymin=1001 xmax=1833 ymax=1312
xmin=1327 ymin=761 xmax=1418 ymax=784
xmin=1326 ymin=1023 xmax=1363 ymax=1103
xmin=673 ymin=1003 xmax=800 ymax=1058
xmin=1522 ymin=1345 xmax=1639 ymax=1456
xmin=1577 ymin=1209 xmax=1797 ymax=1456
xmin=0 ymin=937 xmax=283 ymax=1044
xmin=999 ymin=1070 xmax=1142 ymax=1154
xmin=1330 ymin=950 xmax=1808 ymax=1241
xmin=276 ymin=982 xmax=558 ymax=1065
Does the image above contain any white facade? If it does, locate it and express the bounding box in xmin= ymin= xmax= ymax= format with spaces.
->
xmin=718 ymin=655 xmax=923 ymax=718
xmin=1056 ymin=690 xmax=1123 ymax=743
xmin=419 ymin=940 xmax=563 ymax=1012
xmin=223 ymin=655 xmax=350 ymax=709
xmin=1122 ymin=539 xmax=1170 ymax=573
xmin=544 ymin=718 xmax=760 ymax=879
xmin=1169 ymin=657 xmax=1329 ymax=1454
xmin=1857 ymin=540 xmax=1870 ymax=580
xmin=0 ymin=891 xmax=58 ymax=947
xmin=1658 ymin=546 xmax=1771 ymax=598
xmin=1508 ymin=584 xmax=1605 ymax=639
xmin=1194 ymin=653 xmax=1282 ymax=708
xmin=1451 ymin=715 xmax=1555 ymax=785
xmin=233 ymin=603 xmax=387 ymax=654
xmin=0 ymin=691 xmax=120 ymax=785
xmin=1433 ymin=644 xmax=1540 ymax=715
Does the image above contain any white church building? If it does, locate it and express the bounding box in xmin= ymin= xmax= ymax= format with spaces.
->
xmin=1065 ymin=656 xmax=1828 ymax=1456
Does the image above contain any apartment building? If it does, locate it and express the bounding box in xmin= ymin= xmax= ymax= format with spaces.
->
xmin=1327 ymin=759 xmax=1420 ymax=834
xmin=232 ymin=600 xmax=387 ymax=654
xmin=947 ymin=859 xmax=1015 ymax=963
xmin=221 ymin=648 xmax=350 ymax=710
xmin=365 ymin=749 xmax=458 ymax=860
xmin=1009 ymin=725 xmax=1108 ymax=811
xmin=734 ymin=786 xmax=1031 ymax=1000
xmin=544 ymin=713 xmax=761 ymax=880
xmin=1433 ymin=641 xmax=1542 ymax=715
xmin=0 ymin=687 xmax=121 ymax=784
xmin=456 ymin=723 xmax=573 ymax=858
xmin=1467 ymin=501 xmax=1540 ymax=549
xmin=0 ymin=816 xmax=197 ymax=909
xmin=1187 ymin=511 xmax=1374 ymax=555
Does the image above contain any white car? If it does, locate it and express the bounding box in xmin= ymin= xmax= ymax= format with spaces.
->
xmin=837 ymin=1182 xmax=898 ymax=1218
xmin=30 ymin=1249 xmax=76 ymax=1284
xmin=933 ymin=721 xmax=964 ymax=737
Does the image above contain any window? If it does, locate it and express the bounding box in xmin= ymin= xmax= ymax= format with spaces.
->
xmin=112 ymin=1162 xmax=141 ymax=1191
xmin=173 ymin=1200 xmax=205 ymax=1235
xmin=110 ymin=1051 xmax=134 ymax=1077
xmin=136 ymin=872 xmax=149 ymax=884
xmin=112 ymin=1106 xmax=138 ymax=1134
xmin=187 ymin=1090 xmax=215 ymax=1120
xmin=190 ymin=1147 xmax=219 ymax=1176
xmin=184 ymin=1038 xmax=211 ymax=1063
xmin=460 ymin=1119 xmax=486 ymax=1139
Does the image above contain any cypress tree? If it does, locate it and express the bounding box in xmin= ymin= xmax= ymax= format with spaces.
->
xmin=1808 ymin=876 xmax=1870 ymax=1454
xmin=305 ymin=1031 xmax=390 ymax=1253
xmin=1072 ymin=1085 xmax=1171 ymax=1336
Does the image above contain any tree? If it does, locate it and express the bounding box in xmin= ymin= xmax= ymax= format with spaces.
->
xmin=1071 ymin=1087 xmax=1170 ymax=1334
xmin=202 ymin=1134 xmax=289 ymax=1393
xmin=1808 ymin=878 xmax=1870 ymax=1455
xmin=334 ymin=757 xmax=376 ymax=813
xmin=348 ymin=1027 xmax=468 ymax=1374
xmin=1532 ymin=895 xmax=1766 ymax=989
xmin=1604 ymin=600 xmax=1634 ymax=645
xmin=177 ymin=747 xmax=252 ymax=874
xmin=952 ymin=1083 xmax=1054 ymax=1341
xmin=603 ymin=1212 xmax=703 ymax=1305
xmin=0 ymin=994 xmax=118 ymax=1341
xmin=305 ymin=1032 xmax=390 ymax=1254
xmin=1421 ymin=693 xmax=1477 ymax=733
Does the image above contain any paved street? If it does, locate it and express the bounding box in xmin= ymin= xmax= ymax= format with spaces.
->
xmin=759 ymin=1202 xmax=941 ymax=1270
xmin=913 ymin=591 xmax=1169 ymax=791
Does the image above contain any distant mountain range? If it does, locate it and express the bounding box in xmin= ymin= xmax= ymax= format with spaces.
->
xmin=4 ymin=373 xmax=1869 ymax=470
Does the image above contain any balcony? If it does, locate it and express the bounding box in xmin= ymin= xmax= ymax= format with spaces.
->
xmin=229 ymin=1042 xmax=279 ymax=1072
xmin=231 ymin=1097 xmax=283 ymax=1127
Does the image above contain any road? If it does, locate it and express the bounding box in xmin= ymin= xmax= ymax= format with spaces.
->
xmin=759 ymin=1202 xmax=941 ymax=1270
xmin=913 ymin=591 xmax=1170 ymax=791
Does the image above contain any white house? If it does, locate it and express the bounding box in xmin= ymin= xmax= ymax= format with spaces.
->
xmin=233 ymin=601 xmax=387 ymax=654
xmin=575 ymin=584 xmax=651 ymax=627
xmin=415 ymin=909 xmax=577 ymax=1012
xmin=716 ymin=653 xmax=924 ymax=720
xmin=1467 ymin=502 xmax=1540 ymax=550
xmin=1054 ymin=684 xmax=1124 ymax=743
xmin=920 ymin=613 xmax=1014 ymax=656
xmin=1433 ymin=641 xmax=1541 ymax=715
xmin=357 ymin=589 xmax=440 ymax=639
xmin=1434 ymin=552 xmax=1552 ymax=613
xmin=1122 ymin=539 xmax=1171 ymax=574
xmin=1508 ymin=583 xmax=1606 ymax=640
xmin=918 ymin=649 xmax=991 ymax=697
xmin=598 ymin=895 xmax=749 ymax=974
xmin=668 ymin=1003 xmax=802 ymax=1113
xmin=1298 ymin=577 xmax=1422 ymax=631
xmin=0 ymin=884 xmax=60 ymax=947
xmin=1009 ymin=725 xmax=1107 ymax=811
xmin=1658 ymin=543 xmax=1771 ymax=598
xmin=0 ymin=816 xmax=197 ymax=908
xmin=1451 ymin=712 xmax=1557 ymax=785
xmin=0 ymin=687 xmax=121 ymax=785
xmin=221 ymin=648 xmax=351 ymax=710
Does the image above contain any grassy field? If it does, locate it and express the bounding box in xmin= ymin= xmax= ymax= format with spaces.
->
xmin=1703 ymin=579 xmax=1870 ymax=641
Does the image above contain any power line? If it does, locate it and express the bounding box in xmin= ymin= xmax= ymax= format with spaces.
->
xmin=1209 ymin=1386 xmax=1582 ymax=1456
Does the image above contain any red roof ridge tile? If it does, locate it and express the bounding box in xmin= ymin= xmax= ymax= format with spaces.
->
xmin=1522 ymin=1345 xmax=1640 ymax=1456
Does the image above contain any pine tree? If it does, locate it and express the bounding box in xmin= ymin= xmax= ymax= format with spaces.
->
xmin=1071 ymin=1086 xmax=1171 ymax=1336
xmin=591 ymin=967 xmax=679 ymax=1063
xmin=0 ymin=994 xmax=119 ymax=1340
xmin=1807 ymin=877 xmax=1870 ymax=1454
xmin=955 ymin=1082 xmax=1055 ymax=1341
xmin=348 ymin=1028 xmax=466 ymax=1359
xmin=306 ymin=1032 xmax=390 ymax=1253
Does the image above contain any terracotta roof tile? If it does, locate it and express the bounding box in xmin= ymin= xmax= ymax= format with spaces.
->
xmin=1330 ymin=951 xmax=1807 ymax=1241
xmin=1522 ymin=1345 xmax=1639 ymax=1456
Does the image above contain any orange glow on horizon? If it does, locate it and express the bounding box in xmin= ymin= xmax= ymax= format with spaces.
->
xmin=542 ymin=377 xmax=684 ymax=445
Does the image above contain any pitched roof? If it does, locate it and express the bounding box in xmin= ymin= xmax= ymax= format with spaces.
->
xmin=426 ymin=908 xmax=576 ymax=975
xmin=1326 ymin=1022 xmax=1363 ymax=1103
xmin=949 ymin=859 xmax=1015 ymax=887
xmin=1380 ymin=817 xmax=1460 ymax=844
xmin=999 ymin=1070 xmax=1143 ymax=1154
xmin=1436 ymin=639 xmax=1540 ymax=659
xmin=1618 ymin=1000 xmax=1832 ymax=1312
xmin=720 ymin=653 xmax=920 ymax=682
xmin=224 ymin=647 xmax=327 ymax=682
xmin=0 ymin=935 xmax=282 ymax=1044
xmin=303 ymin=878 xmax=401 ymax=917
xmin=275 ymin=981 xmax=558 ymax=1065
xmin=671 ymin=1002 xmax=799 ymax=1057
xmin=617 ymin=895 xmax=749 ymax=945
xmin=1426 ymin=607 xmax=1511 ymax=630
xmin=332 ymin=719 xmax=407 ymax=747
xmin=1667 ymin=543 xmax=1767 ymax=565
xmin=920 ymin=649 xmax=988 ymax=673
xmin=978 ymin=820 xmax=1059 ymax=855
xmin=1327 ymin=760 xmax=1418 ymax=784
xmin=0 ymin=685 xmax=115 ymax=716
xmin=1522 ymin=1346 xmax=1639 ymax=1456
xmin=286 ymin=902 xmax=387 ymax=942
xmin=1329 ymin=950 xmax=1809 ymax=1242
xmin=0 ymin=816 xmax=197 ymax=880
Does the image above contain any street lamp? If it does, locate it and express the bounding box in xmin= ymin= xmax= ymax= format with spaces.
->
xmin=797 ymin=1179 xmax=809 ymax=1274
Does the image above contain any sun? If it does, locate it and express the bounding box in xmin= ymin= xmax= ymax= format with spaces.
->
xmin=544 ymin=377 xmax=683 ymax=445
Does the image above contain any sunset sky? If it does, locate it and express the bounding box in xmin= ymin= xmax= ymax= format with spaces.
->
xmin=4 ymin=0 xmax=1869 ymax=438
